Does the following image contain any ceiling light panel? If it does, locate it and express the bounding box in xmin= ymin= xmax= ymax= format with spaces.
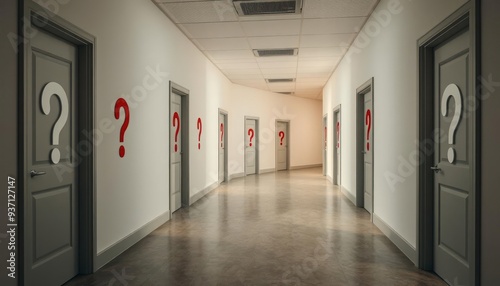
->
xmin=180 ymin=22 xmax=245 ymax=38
xmin=158 ymin=1 xmax=238 ymax=23
xmin=233 ymin=0 xmax=303 ymax=16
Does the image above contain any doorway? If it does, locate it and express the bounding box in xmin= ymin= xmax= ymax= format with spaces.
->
xmin=356 ymin=78 xmax=374 ymax=216
xmin=333 ymin=106 xmax=341 ymax=186
xmin=169 ymin=82 xmax=190 ymax=213
xmin=276 ymin=120 xmax=290 ymax=171
xmin=245 ymin=117 xmax=259 ymax=175
xmin=418 ymin=4 xmax=478 ymax=285
xmin=219 ymin=109 xmax=228 ymax=183
xmin=21 ymin=2 xmax=95 ymax=285
xmin=323 ymin=115 xmax=327 ymax=176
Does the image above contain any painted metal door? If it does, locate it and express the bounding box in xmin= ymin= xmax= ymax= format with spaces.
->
xmin=218 ymin=113 xmax=225 ymax=183
xmin=245 ymin=119 xmax=256 ymax=175
xmin=433 ymin=28 xmax=473 ymax=284
xmin=171 ymin=93 xmax=182 ymax=212
xmin=276 ymin=121 xmax=288 ymax=171
xmin=335 ymin=112 xmax=341 ymax=185
xmin=26 ymin=27 xmax=79 ymax=285
xmin=323 ymin=117 xmax=327 ymax=176
xmin=363 ymin=92 xmax=373 ymax=213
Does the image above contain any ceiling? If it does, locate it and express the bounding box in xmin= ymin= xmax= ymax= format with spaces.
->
xmin=152 ymin=0 xmax=380 ymax=100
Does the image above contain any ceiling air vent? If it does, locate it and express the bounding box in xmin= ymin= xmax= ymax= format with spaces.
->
xmin=266 ymin=78 xmax=295 ymax=83
xmin=277 ymin=92 xmax=295 ymax=95
xmin=233 ymin=0 xmax=303 ymax=16
xmin=254 ymin=48 xmax=298 ymax=57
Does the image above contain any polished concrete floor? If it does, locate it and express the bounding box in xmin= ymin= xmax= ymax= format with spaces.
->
xmin=66 ymin=168 xmax=446 ymax=286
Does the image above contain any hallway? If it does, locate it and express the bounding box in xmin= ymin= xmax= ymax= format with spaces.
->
xmin=66 ymin=169 xmax=444 ymax=285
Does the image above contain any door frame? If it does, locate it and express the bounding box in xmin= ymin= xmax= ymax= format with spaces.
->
xmin=356 ymin=78 xmax=374 ymax=216
xmin=333 ymin=105 xmax=341 ymax=186
xmin=417 ymin=2 xmax=480 ymax=284
xmin=244 ymin=116 xmax=259 ymax=175
xmin=275 ymin=120 xmax=290 ymax=171
xmin=19 ymin=0 xmax=96 ymax=276
xmin=169 ymin=82 xmax=190 ymax=209
xmin=323 ymin=115 xmax=327 ymax=176
xmin=219 ymin=109 xmax=229 ymax=183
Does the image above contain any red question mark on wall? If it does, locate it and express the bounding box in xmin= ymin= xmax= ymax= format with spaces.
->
xmin=279 ymin=131 xmax=285 ymax=146
xmin=248 ymin=128 xmax=254 ymax=147
xmin=336 ymin=122 xmax=340 ymax=148
xmin=172 ymin=112 xmax=180 ymax=152
xmin=366 ymin=109 xmax=372 ymax=151
xmin=197 ymin=118 xmax=202 ymax=150
xmin=220 ymin=123 xmax=224 ymax=148
xmin=114 ymin=98 xmax=130 ymax=158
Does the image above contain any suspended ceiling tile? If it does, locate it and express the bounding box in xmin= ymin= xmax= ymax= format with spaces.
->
xmin=298 ymin=56 xmax=342 ymax=63
xmin=158 ymin=1 xmax=238 ymax=23
xmin=232 ymin=79 xmax=268 ymax=85
xmin=233 ymin=82 xmax=270 ymax=90
xmin=205 ymin=50 xmax=255 ymax=60
xmin=227 ymin=73 xmax=265 ymax=80
xmin=297 ymin=66 xmax=334 ymax=74
xmin=194 ymin=38 xmax=250 ymax=51
xmin=297 ymin=72 xmax=332 ymax=78
xmin=222 ymin=68 xmax=262 ymax=75
xmin=256 ymin=56 xmax=298 ymax=63
xmin=302 ymin=18 xmax=366 ymax=35
xmin=248 ymin=36 xmax=300 ymax=49
xmin=299 ymin=47 xmax=348 ymax=57
xmin=241 ymin=20 xmax=302 ymax=37
xmin=296 ymin=82 xmax=325 ymax=90
xmin=258 ymin=61 xmax=298 ymax=69
xmin=180 ymin=22 xmax=245 ymax=38
xmin=296 ymin=77 xmax=329 ymax=83
xmin=298 ymin=59 xmax=341 ymax=68
xmin=211 ymin=58 xmax=257 ymax=64
xmin=303 ymin=0 xmax=379 ymax=18
xmin=300 ymin=34 xmax=356 ymax=48
xmin=264 ymin=74 xmax=297 ymax=80
xmin=261 ymin=68 xmax=298 ymax=75
xmin=218 ymin=62 xmax=260 ymax=69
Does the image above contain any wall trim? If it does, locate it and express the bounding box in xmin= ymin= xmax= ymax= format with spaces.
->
xmin=229 ymin=172 xmax=245 ymax=181
xmin=190 ymin=182 xmax=218 ymax=205
xmin=373 ymin=214 xmax=417 ymax=265
xmin=95 ymin=211 xmax=170 ymax=270
xmin=326 ymin=175 xmax=333 ymax=183
xmin=290 ymin=164 xmax=322 ymax=170
xmin=259 ymin=168 xmax=275 ymax=174
xmin=341 ymin=186 xmax=356 ymax=206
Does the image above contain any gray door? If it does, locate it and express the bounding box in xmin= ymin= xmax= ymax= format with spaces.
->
xmin=363 ymin=91 xmax=373 ymax=213
xmin=218 ymin=113 xmax=225 ymax=183
xmin=334 ymin=111 xmax=341 ymax=185
xmin=26 ymin=27 xmax=79 ymax=285
xmin=433 ymin=28 xmax=473 ymax=284
xmin=170 ymin=93 xmax=182 ymax=212
xmin=323 ymin=116 xmax=327 ymax=176
xmin=245 ymin=119 xmax=256 ymax=175
xmin=276 ymin=121 xmax=288 ymax=171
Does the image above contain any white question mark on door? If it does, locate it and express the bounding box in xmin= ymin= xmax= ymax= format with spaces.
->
xmin=441 ymin=83 xmax=463 ymax=164
xmin=41 ymin=82 xmax=69 ymax=164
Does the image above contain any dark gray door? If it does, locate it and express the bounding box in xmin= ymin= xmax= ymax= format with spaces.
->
xmin=26 ymin=27 xmax=79 ymax=285
xmin=171 ymin=93 xmax=182 ymax=212
xmin=245 ymin=119 xmax=256 ymax=175
xmin=433 ymin=28 xmax=473 ymax=284
xmin=363 ymin=91 xmax=373 ymax=213
xmin=276 ymin=121 xmax=288 ymax=171
xmin=218 ymin=113 xmax=225 ymax=183
xmin=334 ymin=110 xmax=341 ymax=185
xmin=323 ymin=116 xmax=327 ymax=176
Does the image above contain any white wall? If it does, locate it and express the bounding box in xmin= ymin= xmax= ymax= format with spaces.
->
xmin=323 ymin=0 xmax=467 ymax=248
xmin=56 ymin=0 xmax=322 ymax=256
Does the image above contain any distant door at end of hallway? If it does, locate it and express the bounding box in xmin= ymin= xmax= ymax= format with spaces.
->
xmin=363 ymin=90 xmax=373 ymax=214
xmin=170 ymin=93 xmax=182 ymax=212
xmin=334 ymin=108 xmax=341 ymax=185
xmin=245 ymin=118 xmax=257 ymax=175
xmin=219 ymin=112 xmax=226 ymax=183
xmin=276 ymin=121 xmax=289 ymax=171
xmin=323 ymin=116 xmax=327 ymax=176
xmin=25 ymin=26 xmax=79 ymax=286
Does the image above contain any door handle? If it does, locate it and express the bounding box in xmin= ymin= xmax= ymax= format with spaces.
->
xmin=30 ymin=170 xmax=46 ymax=177
xmin=430 ymin=166 xmax=441 ymax=173
xmin=361 ymin=151 xmax=367 ymax=154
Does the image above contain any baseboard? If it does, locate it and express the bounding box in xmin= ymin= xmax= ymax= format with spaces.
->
xmin=373 ymin=214 xmax=417 ymax=265
xmin=229 ymin=172 xmax=245 ymax=181
xmin=326 ymin=175 xmax=333 ymax=183
xmin=95 ymin=211 xmax=170 ymax=270
xmin=190 ymin=182 xmax=219 ymax=205
xmin=259 ymin=168 xmax=275 ymax=174
xmin=341 ymin=186 xmax=356 ymax=206
xmin=290 ymin=164 xmax=322 ymax=170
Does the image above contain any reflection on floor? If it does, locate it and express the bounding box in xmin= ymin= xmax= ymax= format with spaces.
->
xmin=65 ymin=168 xmax=445 ymax=285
